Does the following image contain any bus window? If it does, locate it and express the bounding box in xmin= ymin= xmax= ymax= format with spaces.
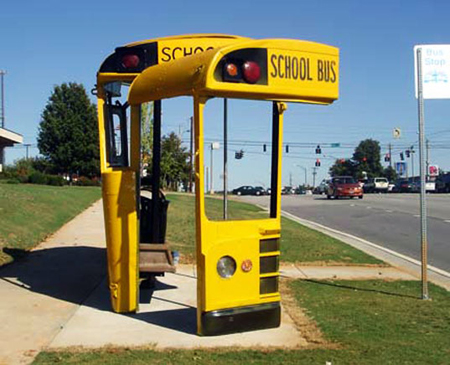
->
xmin=104 ymin=84 xmax=131 ymax=168
xmin=203 ymin=98 xmax=273 ymax=221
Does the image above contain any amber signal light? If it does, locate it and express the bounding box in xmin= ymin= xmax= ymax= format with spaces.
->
xmin=223 ymin=60 xmax=261 ymax=84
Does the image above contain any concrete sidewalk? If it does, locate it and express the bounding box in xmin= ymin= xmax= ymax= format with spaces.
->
xmin=0 ymin=199 xmax=434 ymax=365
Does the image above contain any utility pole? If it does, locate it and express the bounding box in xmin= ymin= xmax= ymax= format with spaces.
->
xmin=389 ymin=143 xmax=392 ymax=169
xmin=411 ymin=145 xmax=415 ymax=181
xmin=24 ymin=144 xmax=31 ymax=159
xmin=296 ymin=165 xmax=307 ymax=186
xmin=210 ymin=142 xmax=220 ymax=194
xmin=210 ymin=145 xmax=214 ymax=194
xmin=0 ymin=70 xmax=6 ymax=128
xmin=312 ymin=167 xmax=317 ymax=187
xmin=289 ymin=172 xmax=292 ymax=186
xmin=1 ymin=70 xmax=6 ymax=169
xmin=189 ymin=116 xmax=193 ymax=193
xmin=206 ymin=166 xmax=209 ymax=193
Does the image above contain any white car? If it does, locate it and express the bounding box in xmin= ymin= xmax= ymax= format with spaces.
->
xmin=364 ymin=177 xmax=389 ymax=193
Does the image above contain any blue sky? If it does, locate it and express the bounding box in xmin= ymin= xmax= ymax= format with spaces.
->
xmin=1 ymin=0 xmax=450 ymax=188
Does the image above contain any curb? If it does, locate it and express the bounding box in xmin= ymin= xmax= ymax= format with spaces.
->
xmin=279 ymin=209 xmax=450 ymax=290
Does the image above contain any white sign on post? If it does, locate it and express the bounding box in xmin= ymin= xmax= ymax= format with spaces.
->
xmin=415 ymin=45 xmax=450 ymax=99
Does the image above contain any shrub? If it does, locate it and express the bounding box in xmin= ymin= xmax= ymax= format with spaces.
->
xmin=47 ymin=175 xmax=66 ymax=186
xmin=75 ymin=176 xmax=100 ymax=186
xmin=28 ymin=172 xmax=49 ymax=185
xmin=6 ymin=178 xmax=20 ymax=184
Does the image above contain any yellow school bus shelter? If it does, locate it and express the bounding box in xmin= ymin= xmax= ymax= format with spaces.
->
xmin=96 ymin=34 xmax=339 ymax=335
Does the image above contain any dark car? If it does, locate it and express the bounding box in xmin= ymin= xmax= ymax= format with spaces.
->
xmin=232 ymin=185 xmax=265 ymax=196
xmin=395 ymin=179 xmax=413 ymax=193
xmin=327 ymin=176 xmax=363 ymax=199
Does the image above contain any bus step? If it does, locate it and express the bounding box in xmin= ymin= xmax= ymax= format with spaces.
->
xmin=139 ymin=244 xmax=176 ymax=273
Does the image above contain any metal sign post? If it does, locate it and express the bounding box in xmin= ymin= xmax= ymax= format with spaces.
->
xmin=414 ymin=44 xmax=450 ymax=299
xmin=223 ymin=98 xmax=228 ymax=220
xmin=416 ymin=47 xmax=429 ymax=300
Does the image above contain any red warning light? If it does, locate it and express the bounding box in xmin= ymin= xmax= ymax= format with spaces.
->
xmin=122 ymin=54 xmax=140 ymax=69
xmin=242 ymin=61 xmax=261 ymax=84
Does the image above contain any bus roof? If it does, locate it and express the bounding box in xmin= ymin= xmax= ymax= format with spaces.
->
xmin=127 ymin=38 xmax=339 ymax=105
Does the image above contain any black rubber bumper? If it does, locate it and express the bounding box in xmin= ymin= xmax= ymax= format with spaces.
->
xmin=200 ymin=301 xmax=281 ymax=336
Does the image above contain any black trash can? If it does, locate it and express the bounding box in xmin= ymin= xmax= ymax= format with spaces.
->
xmin=140 ymin=191 xmax=170 ymax=243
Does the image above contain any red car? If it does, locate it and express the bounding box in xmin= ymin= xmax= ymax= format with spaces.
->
xmin=327 ymin=176 xmax=363 ymax=199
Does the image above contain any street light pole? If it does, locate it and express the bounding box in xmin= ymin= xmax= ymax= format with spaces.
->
xmin=296 ymin=165 xmax=307 ymax=186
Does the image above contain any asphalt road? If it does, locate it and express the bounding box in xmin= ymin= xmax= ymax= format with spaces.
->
xmin=241 ymin=193 xmax=450 ymax=273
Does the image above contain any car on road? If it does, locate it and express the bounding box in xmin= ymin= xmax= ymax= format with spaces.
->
xmin=327 ymin=176 xmax=363 ymax=199
xmin=313 ymin=179 xmax=330 ymax=195
xmin=281 ymin=186 xmax=295 ymax=195
xmin=435 ymin=173 xmax=450 ymax=193
xmin=363 ymin=177 xmax=389 ymax=193
xmin=410 ymin=180 xmax=436 ymax=193
xmin=394 ymin=179 xmax=413 ymax=193
xmin=232 ymin=185 xmax=265 ymax=196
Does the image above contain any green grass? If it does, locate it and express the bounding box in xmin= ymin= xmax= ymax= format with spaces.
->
xmin=166 ymin=193 xmax=381 ymax=265
xmin=0 ymin=183 xmax=101 ymax=265
xmin=33 ymin=280 xmax=450 ymax=364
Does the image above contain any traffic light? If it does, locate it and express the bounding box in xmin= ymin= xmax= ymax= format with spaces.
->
xmin=285 ymin=145 xmax=289 ymax=153
xmin=405 ymin=150 xmax=410 ymax=158
xmin=315 ymin=158 xmax=321 ymax=167
xmin=400 ymin=152 xmax=404 ymax=161
xmin=263 ymin=144 xmax=267 ymax=152
xmin=315 ymin=145 xmax=321 ymax=154
xmin=384 ymin=153 xmax=391 ymax=162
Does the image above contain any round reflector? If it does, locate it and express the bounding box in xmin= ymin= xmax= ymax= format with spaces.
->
xmin=217 ymin=256 xmax=236 ymax=278
xmin=241 ymin=259 xmax=253 ymax=273
xmin=122 ymin=54 xmax=140 ymax=69
xmin=242 ymin=61 xmax=261 ymax=84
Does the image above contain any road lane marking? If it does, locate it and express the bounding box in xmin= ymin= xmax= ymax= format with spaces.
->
xmin=445 ymin=220 xmax=450 ymax=223
xmin=414 ymin=215 xmax=420 ymax=217
xmin=385 ymin=210 xmax=393 ymax=213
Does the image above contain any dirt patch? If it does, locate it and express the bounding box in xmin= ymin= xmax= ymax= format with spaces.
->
xmin=279 ymin=278 xmax=340 ymax=349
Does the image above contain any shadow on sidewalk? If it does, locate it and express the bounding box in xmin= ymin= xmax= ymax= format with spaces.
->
xmin=1 ymin=246 xmax=108 ymax=309
xmin=1 ymin=246 xmax=197 ymax=334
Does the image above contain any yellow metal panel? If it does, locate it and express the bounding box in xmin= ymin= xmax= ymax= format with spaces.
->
xmin=101 ymin=170 xmax=138 ymax=312
xmin=157 ymin=37 xmax=250 ymax=64
xmin=96 ymin=96 xmax=108 ymax=172
xmin=195 ymin=98 xmax=285 ymax=334
xmin=126 ymin=34 xmax=248 ymax=48
xmin=127 ymin=38 xmax=339 ymax=105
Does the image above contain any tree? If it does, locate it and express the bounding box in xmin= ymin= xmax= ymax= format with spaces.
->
xmin=329 ymin=139 xmax=384 ymax=179
xmin=383 ymin=166 xmax=398 ymax=182
xmin=329 ymin=158 xmax=356 ymax=177
xmin=352 ymin=139 xmax=383 ymax=178
xmin=160 ymin=132 xmax=190 ymax=190
xmin=141 ymin=102 xmax=153 ymax=175
xmin=37 ymin=83 xmax=99 ymax=178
